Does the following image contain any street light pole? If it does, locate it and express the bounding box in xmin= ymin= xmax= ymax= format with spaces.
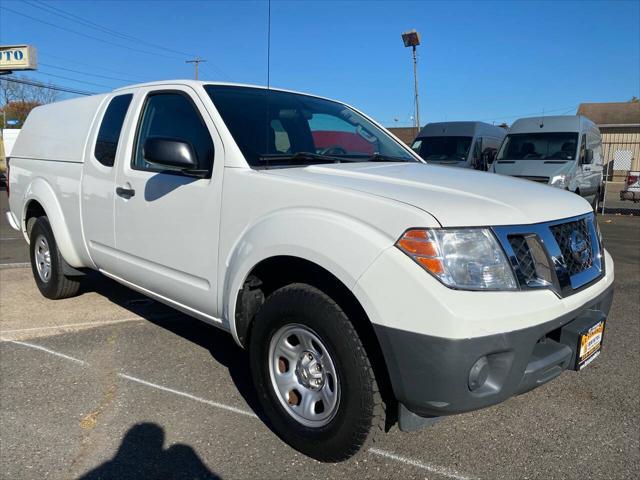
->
xmin=412 ymin=45 xmax=420 ymax=131
xmin=402 ymin=30 xmax=421 ymax=133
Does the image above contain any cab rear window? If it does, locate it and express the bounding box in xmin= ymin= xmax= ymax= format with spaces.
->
xmin=94 ymin=94 xmax=133 ymax=167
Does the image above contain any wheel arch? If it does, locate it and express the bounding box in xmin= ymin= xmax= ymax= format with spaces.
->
xmin=234 ymin=255 xmax=396 ymax=419
xmin=22 ymin=178 xmax=85 ymax=267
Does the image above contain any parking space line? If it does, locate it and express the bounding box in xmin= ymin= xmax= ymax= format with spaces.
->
xmin=118 ymin=373 xmax=259 ymax=418
xmin=369 ymin=448 xmax=474 ymax=480
xmin=4 ymin=339 xmax=87 ymax=365
xmin=0 ymin=262 xmax=30 ymax=269
xmin=1 ymin=337 xmax=477 ymax=479
xmin=0 ymin=317 xmax=146 ymax=335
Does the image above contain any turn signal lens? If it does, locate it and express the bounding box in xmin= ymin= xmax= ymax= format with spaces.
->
xmin=396 ymin=229 xmax=443 ymax=276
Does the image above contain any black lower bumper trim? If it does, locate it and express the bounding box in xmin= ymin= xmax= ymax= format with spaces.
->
xmin=375 ymin=283 xmax=614 ymax=418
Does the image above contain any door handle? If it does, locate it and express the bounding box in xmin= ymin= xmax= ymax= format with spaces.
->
xmin=116 ymin=186 xmax=135 ymax=199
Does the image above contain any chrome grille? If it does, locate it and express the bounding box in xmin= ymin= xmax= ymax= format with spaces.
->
xmin=493 ymin=213 xmax=603 ymax=297
xmin=508 ymin=236 xmax=536 ymax=285
xmin=550 ymin=219 xmax=593 ymax=275
xmin=515 ymin=175 xmax=550 ymax=183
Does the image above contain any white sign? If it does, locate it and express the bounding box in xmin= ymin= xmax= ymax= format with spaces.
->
xmin=0 ymin=45 xmax=38 ymax=71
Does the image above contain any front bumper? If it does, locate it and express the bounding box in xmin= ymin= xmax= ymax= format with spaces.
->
xmin=375 ymin=283 xmax=614 ymax=418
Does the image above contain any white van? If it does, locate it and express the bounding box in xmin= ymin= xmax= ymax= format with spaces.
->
xmin=411 ymin=121 xmax=506 ymax=170
xmin=491 ymin=116 xmax=604 ymax=210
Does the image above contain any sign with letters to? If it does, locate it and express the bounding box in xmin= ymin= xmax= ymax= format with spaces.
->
xmin=0 ymin=45 xmax=38 ymax=71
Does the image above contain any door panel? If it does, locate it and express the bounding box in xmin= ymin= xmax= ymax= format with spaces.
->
xmin=112 ymin=86 xmax=223 ymax=318
xmin=82 ymin=92 xmax=135 ymax=270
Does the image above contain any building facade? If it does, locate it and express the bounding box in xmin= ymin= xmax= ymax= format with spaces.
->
xmin=577 ymin=102 xmax=640 ymax=175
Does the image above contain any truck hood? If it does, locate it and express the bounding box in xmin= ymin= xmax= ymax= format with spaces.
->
xmin=265 ymin=162 xmax=591 ymax=227
xmin=492 ymin=160 xmax=575 ymax=178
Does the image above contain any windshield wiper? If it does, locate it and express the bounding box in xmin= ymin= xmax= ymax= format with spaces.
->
xmin=257 ymin=152 xmax=348 ymax=165
xmin=366 ymin=153 xmax=413 ymax=162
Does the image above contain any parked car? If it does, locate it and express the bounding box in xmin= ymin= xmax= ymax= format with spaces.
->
xmin=411 ymin=121 xmax=505 ymax=170
xmin=6 ymin=81 xmax=614 ymax=462
xmin=490 ymin=116 xmax=604 ymax=210
xmin=620 ymin=170 xmax=640 ymax=202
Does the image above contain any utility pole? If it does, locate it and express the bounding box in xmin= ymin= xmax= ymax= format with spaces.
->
xmin=401 ymin=30 xmax=421 ymax=133
xmin=186 ymin=57 xmax=206 ymax=80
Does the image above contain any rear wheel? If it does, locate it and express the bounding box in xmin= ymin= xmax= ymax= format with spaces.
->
xmin=29 ymin=217 xmax=81 ymax=299
xmin=249 ymin=283 xmax=385 ymax=462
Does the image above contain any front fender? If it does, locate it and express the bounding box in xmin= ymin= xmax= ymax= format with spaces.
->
xmin=23 ymin=177 xmax=86 ymax=268
xmin=222 ymin=207 xmax=397 ymax=345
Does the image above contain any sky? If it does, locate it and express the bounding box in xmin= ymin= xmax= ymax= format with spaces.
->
xmin=1 ymin=0 xmax=639 ymax=126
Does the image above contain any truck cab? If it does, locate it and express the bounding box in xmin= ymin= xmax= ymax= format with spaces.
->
xmin=490 ymin=115 xmax=604 ymax=210
xmin=411 ymin=121 xmax=506 ymax=170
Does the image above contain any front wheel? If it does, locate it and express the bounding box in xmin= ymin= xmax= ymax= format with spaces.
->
xmin=591 ymin=192 xmax=600 ymax=212
xmin=249 ymin=283 xmax=385 ymax=462
xmin=29 ymin=217 xmax=81 ymax=299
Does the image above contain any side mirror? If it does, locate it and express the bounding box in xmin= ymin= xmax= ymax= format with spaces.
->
xmin=143 ymin=137 xmax=199 ymax=172
xmin=583 ymin=148 xmax=593 ymax=164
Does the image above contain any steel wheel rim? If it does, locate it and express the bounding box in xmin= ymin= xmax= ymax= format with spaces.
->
xmin=34 ymin=235 xmax=52 ymax=283
xmin=268 ymin=323 xmax=340 ymax=428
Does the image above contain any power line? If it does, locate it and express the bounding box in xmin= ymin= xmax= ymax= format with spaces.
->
xmin=478 ymin=105 xmax=579 ymax=123
xmin=1 ymin=76 xmax=95 ymax=96
xmin=41 ymin=52 xmax=150 ymax=81
xmin=23 ymin=0 xmax=232 ymax=80
xmin=24 ymin=0 xmax=196 ymax=58
xmin=39 ymin=62 xmax=134 ymax=83
xmin=0 ymin=5 xmax=186 ymax=61
xmin=31 ymin=70 xmax=114 ymax=89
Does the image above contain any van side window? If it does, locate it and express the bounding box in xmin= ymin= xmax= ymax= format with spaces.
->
xmin=133 ymin=92 xmax=214 ymax=174
xmin=94 ymin=94 xmax=133 ymax=167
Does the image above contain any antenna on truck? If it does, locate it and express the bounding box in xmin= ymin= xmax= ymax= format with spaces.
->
xmin=264 ymin=0 xmax=272 ymax=168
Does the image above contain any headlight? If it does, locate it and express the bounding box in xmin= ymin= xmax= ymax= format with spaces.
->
xmin=396 ymin=228 xmax=517 ymax=290
xmin=550 ymin=174 xmax=568 ymax=188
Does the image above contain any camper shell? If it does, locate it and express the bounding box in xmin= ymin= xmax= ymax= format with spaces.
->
xmin=411 ymin=121 xmax=506 ymax=170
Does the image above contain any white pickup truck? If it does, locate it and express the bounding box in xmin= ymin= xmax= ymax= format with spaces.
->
xmin=6 ymin=81 xmax=614 ymax=462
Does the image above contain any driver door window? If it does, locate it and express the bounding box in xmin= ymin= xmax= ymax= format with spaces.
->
xmin=133 ymin=92 xmax=214 ymax=175
xmin=579 ymin=134 xmax=587 ymax=164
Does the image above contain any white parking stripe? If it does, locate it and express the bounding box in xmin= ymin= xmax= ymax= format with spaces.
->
xmin=2 ymin=338 xmax=476 ymax=479
xmin=369 ymin=448 xmax=475 ymax=480
xmin=0 ymin=262 xmax=30 ymax=269
xmin=0 ymin=317 xmax=145 ymax=335
xmin=4 ymin=339 xmax=87 ymax=365
xmin=118 ymin=373 xmax=258 ymax=418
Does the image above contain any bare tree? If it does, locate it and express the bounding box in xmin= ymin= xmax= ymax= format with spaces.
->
xmin=1 ymin=75 xmax=59 ymax=127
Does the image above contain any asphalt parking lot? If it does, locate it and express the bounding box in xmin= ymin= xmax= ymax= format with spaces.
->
xmin=1 ymin=190 xmax=639 ymax=480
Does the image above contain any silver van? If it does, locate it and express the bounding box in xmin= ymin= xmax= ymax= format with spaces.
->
xmin=411 ymin=121 xmax=506 ymax=170
xmin=490 ymin=115 xmax=604 ymax=210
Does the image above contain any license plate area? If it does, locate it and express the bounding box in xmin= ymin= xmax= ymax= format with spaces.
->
xmin=558 ymin=310 xmax=606 ymax=371
xmin=576 ymin=320 xmax=605 ymax=370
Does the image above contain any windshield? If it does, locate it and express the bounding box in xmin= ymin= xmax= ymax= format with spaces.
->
xmin=497 ymin=132 xmax=579 ymax=161
xmin=205 ymin=85 xmax=416 ymax=167
xmin=412 ymin=136 xmax=472 ymax=162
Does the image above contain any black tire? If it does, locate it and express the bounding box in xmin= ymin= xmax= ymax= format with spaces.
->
xmin=29 ymin=216 xmax=81 ymax=299
xmin=591 ymin=192 xmax=600 ymax=212
xmin=249 ymin=283 xmax=385 ymax=462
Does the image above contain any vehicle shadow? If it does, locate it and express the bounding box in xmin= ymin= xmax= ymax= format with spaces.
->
xmin=79 ymin=272 xmax=265 ymax=420
xmin=78 ymin=422 xmax=220 ymax=480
